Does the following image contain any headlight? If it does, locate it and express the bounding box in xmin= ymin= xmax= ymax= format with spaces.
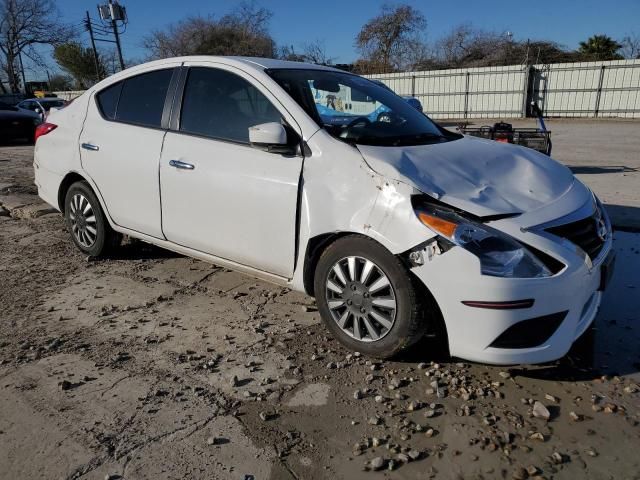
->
xmin=415 ymin=205 xmax=551 ymax=278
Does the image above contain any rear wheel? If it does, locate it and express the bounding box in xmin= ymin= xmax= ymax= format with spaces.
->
xmin=64 ymin=181 xmax=120 ymax=257
xmin=314 ymin=235 xmax=427 ymax=358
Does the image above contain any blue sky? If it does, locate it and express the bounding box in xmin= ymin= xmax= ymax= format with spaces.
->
xmin=29 ymin=0 xmax=640 ymax=79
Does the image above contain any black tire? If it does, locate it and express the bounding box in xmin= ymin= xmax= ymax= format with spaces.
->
xmin=64 ymin=181 xmax=121 ymax=257
xmin=314 ymin=235 xmax=428 ymax=358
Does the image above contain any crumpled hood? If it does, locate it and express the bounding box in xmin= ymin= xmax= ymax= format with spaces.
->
xmin=357 ymin=136 xmax=575 ymax=217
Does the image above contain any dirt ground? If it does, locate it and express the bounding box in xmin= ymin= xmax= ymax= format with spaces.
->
xmin=1 ymin=121 xmax=639 ymax=480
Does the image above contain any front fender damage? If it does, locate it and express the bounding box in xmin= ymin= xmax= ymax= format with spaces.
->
xmin=291 ymin=131 xmax=447 ymax=293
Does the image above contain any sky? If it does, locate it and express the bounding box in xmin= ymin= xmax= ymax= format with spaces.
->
xmin=26 ymin=0 xmax=640 ymax=80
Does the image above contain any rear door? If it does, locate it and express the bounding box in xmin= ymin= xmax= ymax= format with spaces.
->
xmin=80 ymin=66 xmax=178 ymax=238
xmin=159 ymin=63 xmax=304 ymax=277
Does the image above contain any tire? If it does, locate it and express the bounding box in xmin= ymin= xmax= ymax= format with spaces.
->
xmin=64 ymin=181 xmax=121 ymax=257
xmin=314 ymin=235 xmax=428 ymax=358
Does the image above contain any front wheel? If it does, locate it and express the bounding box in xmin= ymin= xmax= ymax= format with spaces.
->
xmin=314 ymin=236 xmax=427 ymax=358
xmin=64 ymin=181 xmax=121 ymax=257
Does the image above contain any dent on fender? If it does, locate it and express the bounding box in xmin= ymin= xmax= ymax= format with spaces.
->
xmin=297 ymin=131 xmax=436 ymax=273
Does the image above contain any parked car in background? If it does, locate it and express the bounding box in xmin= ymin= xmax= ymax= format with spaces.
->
xmin=0 ymin=100 xmax=42 ymax=143
xmin=17 ymin=97 xmax=67 ymax=120
xmin=34 ymin=57 xmax=613 ymax=364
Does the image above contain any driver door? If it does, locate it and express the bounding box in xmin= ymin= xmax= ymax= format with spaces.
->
xmin=159 ymin=63 xmax=304 ymax=278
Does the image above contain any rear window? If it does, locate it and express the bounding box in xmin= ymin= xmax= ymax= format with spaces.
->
xmin=116 ymin=69 xmax=173 ymax=127
xmin=96 ymin=82 xmax=122 ymax=120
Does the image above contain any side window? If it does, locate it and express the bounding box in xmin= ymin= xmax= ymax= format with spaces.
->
xmin=96 ymin=82 xmax=122 ymax=120
xmin=180 ymin=67 xmax=282 ymax=143
xmin=115 ymin=69 xmax=174 ymax=127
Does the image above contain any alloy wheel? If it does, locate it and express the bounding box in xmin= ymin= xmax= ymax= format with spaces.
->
xmin=325 ymin=256 xmax=397 ymax=342
xmin=69 ymin=193 xmax=97 ymax=248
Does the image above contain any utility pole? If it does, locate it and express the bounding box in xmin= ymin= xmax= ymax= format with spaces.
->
xmin=17 ymin=47 xmax=27 ymax=94
xmin=109 ymin=0 xmax=125 ymax=70
xmin=85 ymin=11 xmax=102 ymax=81
xmin=97 ymin=0 xmax=126 ymax=71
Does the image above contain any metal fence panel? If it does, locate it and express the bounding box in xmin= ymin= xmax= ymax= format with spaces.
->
xmin=53 ymin=91 xmax=85 ymax=101
xmin=367 ymin=59 xmax=640 ymax=119
xmin=52 ymin=61 xmax=640 ymax=120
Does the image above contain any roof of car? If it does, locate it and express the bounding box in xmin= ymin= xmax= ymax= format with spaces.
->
xmin=228 ymin=56 xmax=341 ymax=71
xmin=137 ymin=56 xmax=343 ymax=73
xmin=89 ymin=56 xmax=347 ymax=93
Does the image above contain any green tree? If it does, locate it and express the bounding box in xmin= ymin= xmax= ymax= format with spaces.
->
xmin=53 ymin=42 xmax=106 ymax=89
xmin=48 ymin=73 xmax=72 ymax=91
xmin=578 ymin=34 xmax=623 ymax=61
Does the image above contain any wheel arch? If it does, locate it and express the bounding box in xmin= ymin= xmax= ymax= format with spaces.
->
xmin=303 ymin=231 xmax=412 ymax=296
xmin=302 ymin=231 xmax=356 ymax=297
xmin=303 ymin=231 xmax=449 ymax=354
xmin=57 ymin=172 xmax=115 ymax=231
xmin=58 ymin=171 xmax=87 ymax=213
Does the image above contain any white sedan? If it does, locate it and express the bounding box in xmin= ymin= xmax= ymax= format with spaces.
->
xmin=33 ymin=56 xmax=614 ymax=364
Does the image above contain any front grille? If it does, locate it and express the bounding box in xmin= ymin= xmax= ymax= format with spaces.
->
xmin=546 ymin=209 xmax=607 ymax=260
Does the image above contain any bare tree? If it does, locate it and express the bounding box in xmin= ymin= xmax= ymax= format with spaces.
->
xmin=301 ymin=40 xmax=334 ymax=65
xmin=0 ymin=0 xmax=72 ymax=92
xmin=435 ymin=24 xmax=515 ymax=67
xmin=278 ymin=45 xmax=306 ymax=62
xmin=432 ymin=23 xmax=579 ymax=68
xmin=355 ymin=4 xmax=427 ymax=73
xmin=143 ymin=2 xmax=276 ymax=60
xmin=219 ymin=1 xmax=272 ymax=38
xmin=279 ymin=39 xmax=335 ymax=65
xmin=621 ymin=33 xmax=640 ymax=59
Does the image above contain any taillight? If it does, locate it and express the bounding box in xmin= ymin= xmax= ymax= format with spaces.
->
xmin=34 ymin=122 xmax=57 ymax=142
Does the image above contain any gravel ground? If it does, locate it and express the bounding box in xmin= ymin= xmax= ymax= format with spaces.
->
xmin=1 ymin=125 xmax=639 ymax=480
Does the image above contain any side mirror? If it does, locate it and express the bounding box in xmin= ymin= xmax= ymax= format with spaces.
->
xmin=249 ymin=122 xmax=296 ymax=154
xmin=249 ymin=122 xmax=286 ymax=145
xmin=34 ymin=107 xmax=42 ymax=114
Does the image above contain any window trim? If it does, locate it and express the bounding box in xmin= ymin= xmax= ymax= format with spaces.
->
xmin=93 ymin=67 xmax=180 ymax=131
xmin=95 ymin=81 xmax=123 ymax=120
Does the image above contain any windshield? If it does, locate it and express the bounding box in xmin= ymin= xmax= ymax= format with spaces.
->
xmin=267 ymin=68 xmax=459 ymax=147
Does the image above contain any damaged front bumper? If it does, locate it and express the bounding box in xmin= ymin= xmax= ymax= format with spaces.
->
xmin=410 ymin=233 xmax=614 ymax=365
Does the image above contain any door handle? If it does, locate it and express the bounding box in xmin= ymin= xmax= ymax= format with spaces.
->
xmin=169 ymin=160 xmax=195 ymax=170
xmin=81 ymin=143 xmax=99 ymax=151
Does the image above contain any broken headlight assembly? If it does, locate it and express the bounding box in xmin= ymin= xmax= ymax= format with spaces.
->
xmin=414 ymin=205 xmax=551 ymax=278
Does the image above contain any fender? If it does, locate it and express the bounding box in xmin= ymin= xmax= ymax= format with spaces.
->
xmin=290 ymin=129 xmax=435 ymax=293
